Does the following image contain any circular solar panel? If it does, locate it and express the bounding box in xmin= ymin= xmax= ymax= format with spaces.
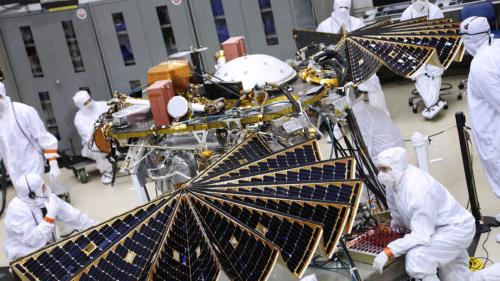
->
xmin=11 ymin=134 xmax=362 ymax=281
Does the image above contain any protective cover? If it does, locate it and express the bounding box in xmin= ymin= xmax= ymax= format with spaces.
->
xmin=214 ymin=54 xmax=297 ymax=90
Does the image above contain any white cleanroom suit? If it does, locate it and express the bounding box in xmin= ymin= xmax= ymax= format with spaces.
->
xmin=350 ymin=98 xmax=405 ymax=163
xmin=371 ymin=147 xmax=497 ymax=281
xmin=401 ymin=0 xmax=443 ymax=20
xmin=401 ymin=0 xmax=446 ymax=120
xmin=317 ymin=0 xmax=390 ymax=115
xmin=461 ymin=16 xmax=500 ymax=244
xmin=73 ymin=90 xmax=113 ymax=184
xmin=0 ymin=82 xmax=61 ymax=191
xmin=4 ymin=173 xmax=95 ymax=262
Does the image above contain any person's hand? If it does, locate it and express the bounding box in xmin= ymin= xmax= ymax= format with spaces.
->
xmin=373 ymin=251 xmax=389 ymax=273
xmin=49 ymin=160 xmax=61 ymax=183
xmin=44 ymin=193 xmax=59 ymax=221
xmin=390 ymin=220 xmax=401 ymax=228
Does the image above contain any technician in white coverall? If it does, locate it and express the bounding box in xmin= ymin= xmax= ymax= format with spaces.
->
xmin=317 ymin=0 xmax=390 ymax=115
xmin=0 ymin=82 xmax=61 ymax=191
xmin=73 ymin=90 xmax=113 ymax=184
xmin=460 ymin=16 xmax=500 ymax=243
xmin=350 ymin=96 xmax=405 ymax=164
xmin=401 ymin=0 xmax=446 ymax=119
xmin=372 ymin=147 xmax=500 ymax=281
xmin=4 ymin=173 xmax=95 ymax=262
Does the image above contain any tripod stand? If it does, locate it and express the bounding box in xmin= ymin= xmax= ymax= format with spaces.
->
xmin=455 ymin=112 xmax=500 ymax=255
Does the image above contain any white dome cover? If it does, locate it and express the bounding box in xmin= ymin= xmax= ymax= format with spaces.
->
xmin=214 ymin=54 xmax=296 ymax=90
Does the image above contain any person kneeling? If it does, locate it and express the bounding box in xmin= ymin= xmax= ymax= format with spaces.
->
xmin=373 ymin=147 xmax=483 ymax=281
xmin=4 ymin=173 xmax=95 ymax=262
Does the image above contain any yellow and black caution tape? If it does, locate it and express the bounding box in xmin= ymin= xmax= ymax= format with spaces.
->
xmin=469 ymin=257 xmax=485 ymax=272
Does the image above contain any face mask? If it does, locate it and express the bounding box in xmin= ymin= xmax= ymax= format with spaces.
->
xmin=378 ymin=171 xmax=398 ymax=189
xmin=462 ymin=33 xmax=490 ymax=56
xmin=82 ymin=100 xmax=95 ymax=112
xmin=334 ymin=7 xmax=350 ymax=23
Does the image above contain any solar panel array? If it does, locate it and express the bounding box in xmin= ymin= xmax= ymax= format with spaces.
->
xmin=349 ymin=17 xmax=462 ymax=84
xmin=12 ymin=136 xmax=363 ymax=281
xmin=294 ymin=17 xmax=463 ymax=85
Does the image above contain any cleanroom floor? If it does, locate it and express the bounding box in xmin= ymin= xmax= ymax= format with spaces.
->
xmin=0 ymin=74 xmax=498 ymax=280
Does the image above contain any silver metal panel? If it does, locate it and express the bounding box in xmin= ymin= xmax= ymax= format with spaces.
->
xmin=240 ymin=0 xmax=315 ymax=60
xmin=221 ymin=0 xmax=248 ymax=41
xmin=190 ymin=0 xmax=224 ymax=72
xmin=312 ymin=0 xmax=333 ymax=24
xmin=0 ymin=7 xmax=110 ymax=154
xmin=0 ymin=30 xmax=20 ymax=101
xmin=137 ymin=0 xmax=197 ymax=66
xmin=290 ymin=0 xmax=316 ymax=30
xmin=90 ymin=0 xmax=153 ymax=92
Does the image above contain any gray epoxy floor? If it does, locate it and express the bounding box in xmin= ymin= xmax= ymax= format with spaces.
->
xmin=0 ymin=74 xmax=498 ymax=280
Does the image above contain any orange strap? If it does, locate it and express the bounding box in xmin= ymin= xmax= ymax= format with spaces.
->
xmin=44 ymin=216 xmax=55 ymax=224
xmin=384 ymin=247 xmax=394 ymax=259
xmin=43 ymin=149 xmax=58 ymax=155
xmin=48 ymin=158 xmax=57 ymax=162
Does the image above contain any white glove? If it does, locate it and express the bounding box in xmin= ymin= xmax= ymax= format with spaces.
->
xmin=373 ymin=251 xmax=389 ymax=273
xmin=49 ymin=160 xmax=61 ymax=183
xmin=44 ymin=193 xmax=59 ymax=220
xmin=390 ymin=220 xmax=401 ymax=228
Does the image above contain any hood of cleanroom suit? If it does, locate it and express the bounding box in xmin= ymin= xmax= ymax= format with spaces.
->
xmin=460 ymin=16 xmax=492 ymax=57
xmin=15 ymin=174 xmax=49 ymax=209
xmin=376 ymin=147 xmax=408 ymax=189
xmin=332 ymin=0 xmax=351 ymax=25
xmin=400 ymin=0 xmax=443 ymax=21
xmin=316 ymin=0 xmax=364 ymax=33
xmin=73 ymin=90 xmax=94 ymax=112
